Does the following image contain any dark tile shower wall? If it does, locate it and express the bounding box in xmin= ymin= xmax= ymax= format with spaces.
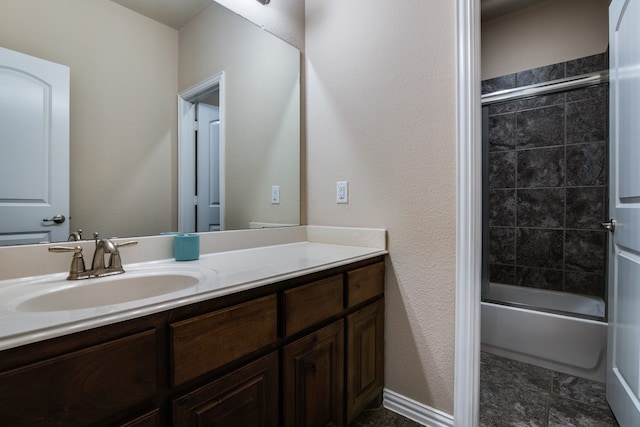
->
xmin=483 ymin=53 xmax=608 ymax=299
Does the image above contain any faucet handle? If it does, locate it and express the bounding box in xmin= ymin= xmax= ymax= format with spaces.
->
xmin=115 ymin=241 xmax=138 ymax=250
xmin=107 ymin=241 xmax=138 ymax=271
xmin=48 ymin=245 xmax=87 ymax=280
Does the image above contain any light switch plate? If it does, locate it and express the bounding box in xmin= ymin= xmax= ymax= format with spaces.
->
xmin=271 ymin=185 xmax=280 ymax=204
xmin=336 ymin=181 xmax=348 ymax=204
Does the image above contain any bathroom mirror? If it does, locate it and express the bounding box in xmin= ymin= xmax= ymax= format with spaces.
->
xmin=0 ymin=0 xmax=300 ymax=245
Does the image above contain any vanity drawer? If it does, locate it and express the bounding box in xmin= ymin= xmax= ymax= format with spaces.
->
xmin=171 ymin=294 xmax=278 ymax=385
xmin=0 ymin=329 xmax=157 ymax=426
xmin=283 ymin=275 xmax=343 ymax=336
xmin=347 ymin=262 xmax=384 ymax=307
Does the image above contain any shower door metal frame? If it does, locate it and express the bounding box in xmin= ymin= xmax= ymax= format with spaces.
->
xmin=481 ymin=70 xmax=609 ymax=105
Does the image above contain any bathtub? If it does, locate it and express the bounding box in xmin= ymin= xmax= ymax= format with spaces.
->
xmin=481 ymin=282 xmax=607 ymax=382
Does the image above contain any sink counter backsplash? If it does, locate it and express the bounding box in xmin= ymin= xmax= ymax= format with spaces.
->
xmin=0 ymin=226 xmax=387 ymax=351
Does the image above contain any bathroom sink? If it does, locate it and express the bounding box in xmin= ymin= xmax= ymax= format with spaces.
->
xmin=14 ymin=268 xmax=215 ymax=312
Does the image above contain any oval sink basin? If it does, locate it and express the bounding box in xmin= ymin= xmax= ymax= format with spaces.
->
xmin=15 ymin=271 xmax=209 ymax=312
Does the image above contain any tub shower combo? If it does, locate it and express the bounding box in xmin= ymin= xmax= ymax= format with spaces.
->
xmin=481 ymin=53 xmax=609 ymax=382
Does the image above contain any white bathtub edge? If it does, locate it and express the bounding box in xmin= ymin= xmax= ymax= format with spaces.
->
xmin=481 ymin=301 xmax=608 ymax=383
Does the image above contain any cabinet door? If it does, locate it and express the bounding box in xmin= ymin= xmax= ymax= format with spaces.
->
xmin=283 ymin=320 xmax=344 ymax=427
xmin=118 ymin=409 xmax=160 ymax=427
xmin=173 ymin=352 xmax=279 ymax=427
xmin=346 ymin=299 xmax=384 ymax=423
xmin=0 ymin=329 xmax=157 ymax=426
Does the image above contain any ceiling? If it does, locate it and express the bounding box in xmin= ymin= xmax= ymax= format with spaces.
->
xmin=110 ymin=0 xmax=212 ymax=29
xmin=481 ymin=0 xmax=548 ymax=21
xmin=111 ymin=0 xmax=550 ymax=30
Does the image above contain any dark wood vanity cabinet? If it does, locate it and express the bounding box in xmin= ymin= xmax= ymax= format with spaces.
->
xmin=0 ymin=256 xmax=384 ymax=426
xmin=173 ymin=352 xmax=280 ymax=426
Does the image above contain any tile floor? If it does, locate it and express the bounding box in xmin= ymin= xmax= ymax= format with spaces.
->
xmin=349 ymin=406 xmax=422 ymax=427
xmin=349 ymin=351 xmax=620 ymax=427
xmin=480 ymin=351 xmax=619 ymax=427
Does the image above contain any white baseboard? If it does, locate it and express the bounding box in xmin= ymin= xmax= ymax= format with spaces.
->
xmin=383 ymin=388 xmax=454 ymax=427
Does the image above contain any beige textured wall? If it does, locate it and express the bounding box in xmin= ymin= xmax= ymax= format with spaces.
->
xmin=482 ymin=0 xmax=609 ymax=80
xmin=0 ymin=0 xmax=179 ymax=239
xmin=305 ymin=0 xmax=457 ymax=414
xmin=179 ymin=2 xmax=300 ymax=230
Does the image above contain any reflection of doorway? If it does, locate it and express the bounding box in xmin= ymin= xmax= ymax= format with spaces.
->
xmin=177 ymin=72 xmax=225 ymax=233
xmin=196 ymin=102 xmax=220 ymax=231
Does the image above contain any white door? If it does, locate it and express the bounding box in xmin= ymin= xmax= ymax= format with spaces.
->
xmin=607 ymin=0 xmax=640 ymax=425
xmin=196 ymin=103 xmax=222 ymax=232
xmin=0 ymin=47 xmax=69 ymax=245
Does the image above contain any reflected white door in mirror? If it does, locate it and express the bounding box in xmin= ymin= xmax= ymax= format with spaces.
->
xmin=178 ymin=72 xmax=226 ymax=234
xmin=0 ymin=47 xmax=69 ymax=246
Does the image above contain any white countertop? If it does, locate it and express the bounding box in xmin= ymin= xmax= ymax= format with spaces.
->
xmin=0 ymin=226 xmax=387 ymax=351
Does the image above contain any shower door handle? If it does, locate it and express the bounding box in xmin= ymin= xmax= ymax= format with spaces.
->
xmin=601 ymin=219 xmax=615 ymax=232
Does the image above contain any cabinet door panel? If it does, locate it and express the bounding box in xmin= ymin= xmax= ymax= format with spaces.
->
xmin=171 ymin=294 xmax=277 ymax=385
xmin=0 ymin=329 xmax=157 ymax=426
xmin=283 ymin=320 xmax=344 ymax=427
xmin=118 ymin=408 xmax=160 ymax=427
xmin=347 ymin=299 xmax=384 ymax=423
xmin=173 ymin=352 xmax=279 ymax=427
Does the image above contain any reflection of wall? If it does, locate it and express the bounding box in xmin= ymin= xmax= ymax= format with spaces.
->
xmin=482 ymin=0 xmax=608 ymax=80
xmin=0 ymin=0 xmax=179 ymax=238
xmin=179 ymin=2 xmax=300 ymax=230
xmin=483 ymin=54 xmax=608 ymax=299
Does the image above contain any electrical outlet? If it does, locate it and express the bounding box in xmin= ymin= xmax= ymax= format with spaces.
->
xmin=271 ymin=185 xmax=280 ymax=204
xmin=336 ymin=181 xmax=348 ymax=204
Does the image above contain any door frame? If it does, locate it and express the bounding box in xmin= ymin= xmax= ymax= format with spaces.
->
xmin=177 ymin=72 xmax=226 ymax=233
xmin=454 ymin=0 xmax=482 ymax=426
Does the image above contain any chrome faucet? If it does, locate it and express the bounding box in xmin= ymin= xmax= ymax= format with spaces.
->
xmin=49 ymin=233 xmax=138 ymax=280
xmin=67 ymin=229 xmax=83 ymax=241
xmin=91 ymin=238 xmax=118 ymax=277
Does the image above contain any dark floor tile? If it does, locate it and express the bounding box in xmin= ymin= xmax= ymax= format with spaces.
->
xmin=480 ymin=381 xmax=549 ymax=427
xmin=548 ymin=396 xmax=619 ymax=427
xmin=481 ymin=352 xmax=552 ymax=393
xmin=349 ymin=407 xmax=423 ymax=427
xmin=552 ymin=373 xmax=608 ymax=409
